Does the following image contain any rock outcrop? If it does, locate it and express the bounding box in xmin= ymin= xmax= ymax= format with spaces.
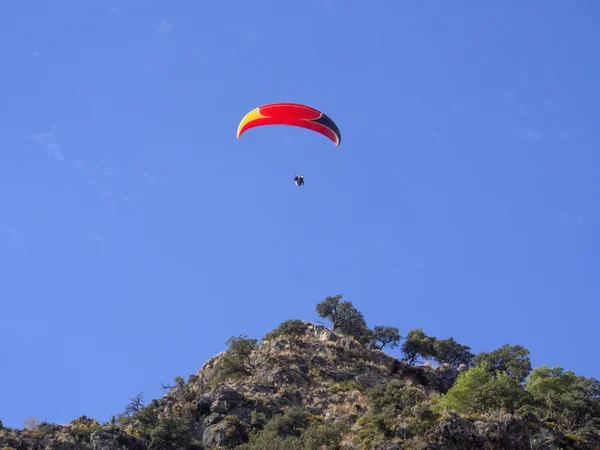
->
xmin=1 ymin=322 xmax=597 ymax=449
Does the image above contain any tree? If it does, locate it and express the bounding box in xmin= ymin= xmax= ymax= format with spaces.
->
xmin=263 ymin=319 xmax=308 ymax=350
xmin=226 ymin=334 xmax=258 ymax=365
xmin=367 ymin=380 xmax=425 ymax=417
xmin=316 ymin=294 xmax=370 ymax=343
xmin=160 ymin=376 xmax=185 ymax=392
xmin=239 ymin=407 xmax=308 ymax=450
xmin=24 ymin=416 xmax=40 ymax=430
xmin=438 ymin=364 xmax=527 ymax=415
xmin=525 ymin=365 xmax=600 ymax=434
xmin=148 ymin=416 xmax=194 ymax=450
xmin=371 ymin=326 xmax=401 ymax=351
xmin=113 ymin=391 xmax=146 ymax=428
xmin=432 ymin=337 xmax=474 ymax=368
xmin=401 ymin=328 xmax=435 ymax=365
xmin=473 ymin=344 xmax=532 ymax=383
xmin=124 ymin=392 xmax=145 ymax=416
xmin=343 ymin=315 xmax=372 ymax=345
xmin=214 ymin=335 xmax=259 ymax=382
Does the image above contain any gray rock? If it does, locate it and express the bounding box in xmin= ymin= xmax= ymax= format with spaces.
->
xmin=203 ymin=412 xmax=223 ymax=427
xmin=202 ymin=422 xmax=244 ymax=448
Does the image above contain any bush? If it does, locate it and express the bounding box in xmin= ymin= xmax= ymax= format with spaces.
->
xmin=148 ymin=416 xmax=195 ymax=450
xmin=328 ymin=380 xmax=365 ymax=394
xmin=238 ymin=407 xmax=346 ymax=450
xmin=212 ymin=335 xmax=258 ymax=383
xmin=367 ymin=380 xmax=410 ymax=415
xmin=264 ymin=319 xmax=308 ymax=349
xmin=238 ymin=407 xmax=307 ymax=450
xmin=437 ymin=365 xmax=526 ymax=415
xmin=302 ymin=421 xmax=347 ymax=450
xmin=525 ymin=365 xmax=600 ymax=435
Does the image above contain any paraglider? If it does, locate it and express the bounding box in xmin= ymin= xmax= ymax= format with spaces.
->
xmin=236 ymin=103 xmax=341 ymax=187
xmin=236 ymin=102 xmax=341 ymax=146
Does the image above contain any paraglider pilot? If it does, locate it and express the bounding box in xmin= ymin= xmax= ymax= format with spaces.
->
xmin=294 ymin=175 xmax=304 ymax=187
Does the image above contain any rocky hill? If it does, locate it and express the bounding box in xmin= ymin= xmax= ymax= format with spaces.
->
xmin=2 ymin=296 xmax=599 ymax=449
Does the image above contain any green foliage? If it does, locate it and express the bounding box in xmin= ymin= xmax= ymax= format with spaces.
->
xmin=239 ymin=407 xmax=307 ymax=450
xmin=239 ymin=407 xmax=346 ymax=450
xmin=8 ymin=293 xmax=600 ymax=449
xmin=213 ymin=334 xmax=258 ymax=383
xmin=315 ymin=295 xmax=401 ymax=348
xmin=525 ymin=365 xmax=600 ymax=434
xmin=316 ymin=295 xmax=370 ymax=343
xmin=367 ymin=380 xmax=428 ymax=418
xmin=68 ymin=416 xmax=102 ymax=441
xmin=351 ymin=324 xmax=374 ymax=346
xmin=438 ymin=364 xmax=527 ymax=415
xmin=401 ymin=328 xmax=435 ymax=364
xmin=114 ymin=392 xmax=146 ymax=429
xmin=367 ymin=380 xmax=406 ymax=416
xmin=161 ymin=375 xmax=186 ymax=393
xmin=406 ymin=396 xmax=442 ymax=436
xmin=265 ymin=406 xmax=308 ymax=437
xmin=264 ymin=319 xmax=308 ymax=349
xmin=371 ymin=326 xmax=401 ymax=351
xmin=432 ymin=337 xmax=474 ymax=368
xmin=136 ymin=405 xmax=160 ymax=431
xmin=114 ymin=398 xmax=198 ymax=450
xmin=239 ymin=434 xmax=303 ymax=450
xmin=301 ymin=421 xmax=347 ymax=450
xmin=400 ymin=329 xmax=473 ymax=369
xmin=226 ymin=334 xmax=259 ymax=361
xmin=250 ymin=411 xmax=267 ymax=428
xmin=473 ymin=343 xmax=532 ymax=383
xmin=147 ymin=416 xmax=195 ymax=450
xmin=327 ymin=380 xmax=365 ymax=394
xmin=357 ymin=381 xmax=440 ymax=447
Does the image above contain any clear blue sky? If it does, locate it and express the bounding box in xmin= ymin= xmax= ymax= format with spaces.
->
xmin=1 ymin=1 xmax=599 ymax=429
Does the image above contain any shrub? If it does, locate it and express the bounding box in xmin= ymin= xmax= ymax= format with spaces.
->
xmin=212 ymin=335 xmax=258 ymax=383
xmin=264 ymin=319 xmax=308 ymax=350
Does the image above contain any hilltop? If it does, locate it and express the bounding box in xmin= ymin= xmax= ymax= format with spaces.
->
xmin=1 ymin=295 xmax=599 ymax=449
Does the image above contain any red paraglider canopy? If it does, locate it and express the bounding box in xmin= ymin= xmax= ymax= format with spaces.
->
xmin=236 ymin=102 xmax=341 ymax=146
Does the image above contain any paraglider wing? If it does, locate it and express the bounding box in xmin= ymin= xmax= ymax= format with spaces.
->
xmin=236 ymin=102 xmax=341 ymax=146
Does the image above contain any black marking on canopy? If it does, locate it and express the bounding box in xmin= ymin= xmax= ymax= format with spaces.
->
xmin=311 ymin=113 xmax=341 ymax=145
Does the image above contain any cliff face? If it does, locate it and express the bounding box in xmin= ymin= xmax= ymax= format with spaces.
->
xmin=151 ymin=325 xmax=461 ymax=449
xmin=1 ymin=323 xmax=597 ymax=450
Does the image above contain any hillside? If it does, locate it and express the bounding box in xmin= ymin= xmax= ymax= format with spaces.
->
xmin=1 ymin=295 xmax=599 ymax=449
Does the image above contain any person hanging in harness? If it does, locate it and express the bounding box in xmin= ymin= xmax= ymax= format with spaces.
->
xmin=294 ymin=175 xmax=305 ymax=186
